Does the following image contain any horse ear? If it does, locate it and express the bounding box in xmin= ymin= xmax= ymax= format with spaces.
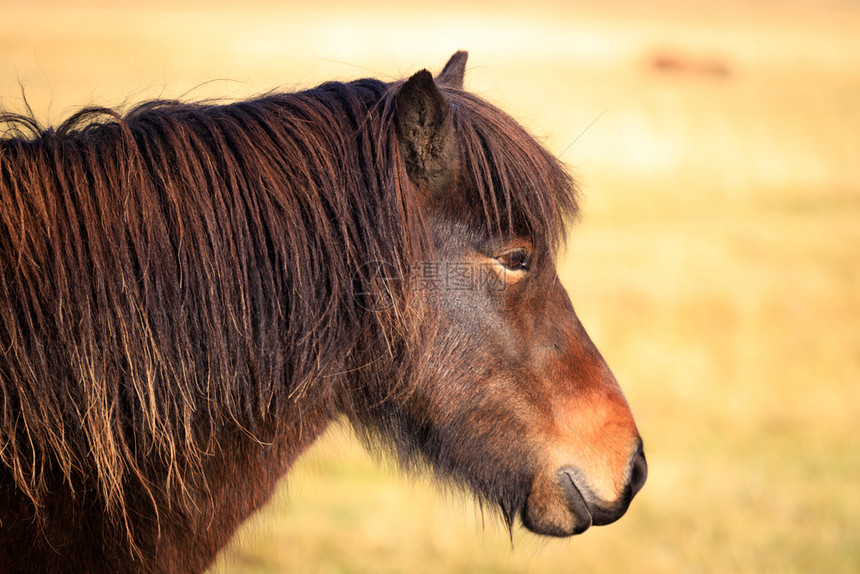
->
xmin=395 ymin=69 xmax=457 ymax=193
xmin=436 ymin=50 xmax=468 ymax=89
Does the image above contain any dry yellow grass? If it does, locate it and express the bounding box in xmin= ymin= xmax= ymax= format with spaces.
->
xmin=2 ymin=0 xmax=859 ymax=572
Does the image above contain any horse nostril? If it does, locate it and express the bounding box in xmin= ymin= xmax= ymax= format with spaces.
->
xmin=629 ymin=443 xmax=648 ymax=498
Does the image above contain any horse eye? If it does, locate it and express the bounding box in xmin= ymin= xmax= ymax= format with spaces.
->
xmin=497 ymin=249 xmax=530 ymax=271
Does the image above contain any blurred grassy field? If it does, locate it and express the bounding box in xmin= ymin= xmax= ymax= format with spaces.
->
xmin=3 ymin=0 xmax=859 ymax=572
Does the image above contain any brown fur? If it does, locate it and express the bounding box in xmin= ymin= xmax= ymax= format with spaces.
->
xmin=0 ymin=53 xmax=644 ymax=573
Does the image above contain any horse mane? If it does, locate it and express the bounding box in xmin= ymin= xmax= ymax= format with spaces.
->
xmin=0 ymin=75 xmax=577 ymax=544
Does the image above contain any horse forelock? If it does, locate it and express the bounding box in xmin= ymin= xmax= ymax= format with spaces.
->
xmin=443 ymin=88 xmax=580 ymax=257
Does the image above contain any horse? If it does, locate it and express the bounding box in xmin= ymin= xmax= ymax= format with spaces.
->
xmin=0 ymin=51 xmax=646 ymax=573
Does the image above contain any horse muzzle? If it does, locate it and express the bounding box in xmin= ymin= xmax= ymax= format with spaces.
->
xmin=523 ymin=441 xmax=648 ymax=536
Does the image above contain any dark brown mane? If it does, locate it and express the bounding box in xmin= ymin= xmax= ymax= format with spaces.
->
xmin=0 ymin=74 xmax=578 ymax=553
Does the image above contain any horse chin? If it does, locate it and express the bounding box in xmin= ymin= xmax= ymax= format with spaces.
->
xmin=521 ymin=469 xmax=593 ymax=537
